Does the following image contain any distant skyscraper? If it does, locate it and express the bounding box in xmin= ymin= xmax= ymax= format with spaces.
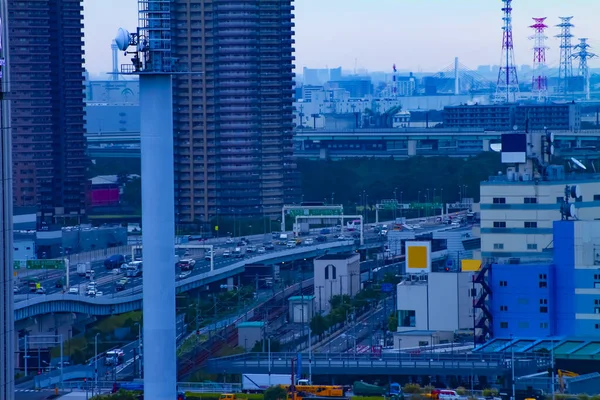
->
xmin=8 ymin=0 xmax=87 ymax=221
xmin=172 ymin=1 xmax=298 ymax=225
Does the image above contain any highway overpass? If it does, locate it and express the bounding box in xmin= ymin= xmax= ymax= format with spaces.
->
xmin=14 ymin=239 xmax=375 ymax=320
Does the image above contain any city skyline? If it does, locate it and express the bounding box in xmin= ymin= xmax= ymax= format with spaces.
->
xmin=84 ymin=0 xmax=600 ymax=76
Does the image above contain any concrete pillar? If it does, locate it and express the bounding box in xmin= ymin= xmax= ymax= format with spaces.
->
xmin=140 ymin=74 xmax=176 ymax=399
xmin=227 ymin=276 xmax=234 ymax=290
xmin=407 ymin=139 xmax=417 ymax=156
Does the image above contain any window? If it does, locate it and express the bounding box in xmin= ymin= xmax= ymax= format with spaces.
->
xmin=540 ymin=322 xmax=549 ymax=329
xmin=540 ymin=299 xmax=548 ymax=304
xmin=493 ymin=221 xmax=507 ymax=228
xmin=595 ymin=307 xmax=600 ymax=314
xmin=500 ymin=322 xmax=509 ymax=329
xmin=524 ymin=221 xmax=538 ymax=228
xmin=493 ymin=197 xmax=506 ymax=204
xmin=528 ymin=243 xmax=538 ymax=250
xmin=494 ymin=243 xmax=504 ymax=250
xmin=594 ymin=194 xmax=600 ymax=201
xmin=500 ymin=305 xmax=508 ymax=311
xmin=398 ymin=310 xmax=416 ymax=327
xmin=539 ymin=274 xmax=547 ymax=288
xmin=540 ymin=306 xmax=548 ymax=313
xmin=324 ymin=264 xmax=336 ymax=280
xmin=499 ymin=280 xmax=508 ymax=287
xmin=524 ymin=197 xmax=538 ymax=204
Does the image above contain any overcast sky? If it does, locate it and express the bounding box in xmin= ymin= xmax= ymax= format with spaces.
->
xmin=83 ymin=0 xmax=600 ymax=76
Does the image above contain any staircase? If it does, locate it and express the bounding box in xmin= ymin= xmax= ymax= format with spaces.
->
xmin=472 ymin=262 xmax=492 ymax=344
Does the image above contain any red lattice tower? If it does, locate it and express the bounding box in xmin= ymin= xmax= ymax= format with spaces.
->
xmin=495 ymin=0 xmax=520 ymax=103
xmin=529 ymin=17 xmax=549 ymax=100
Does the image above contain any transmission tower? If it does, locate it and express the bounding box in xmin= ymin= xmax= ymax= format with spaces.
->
xmin=529 ymin=17 xmax=549 ymax=101
xmin=572 ymin=38 xmax=597 ymax=100
xmin=495 ymin=0 xmax=520 ymax=103
xmin=555 ymin=16 xmax=575 ymax=96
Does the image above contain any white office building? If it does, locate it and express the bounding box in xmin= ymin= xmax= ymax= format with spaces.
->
xmin=479 ymin=168 xmax=600 ymax=262
xmin=313 ymin=253 xmax=361 ymax=314
xmin=396 ymin=272 xmax=474 ymax=334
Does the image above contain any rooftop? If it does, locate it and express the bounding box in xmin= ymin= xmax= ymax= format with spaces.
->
xmin=288 ymin=295 xmax=315 ymax=302
xmin=237 ymin=322 xmax=265 ymax=328
xmin=475 ymin=337 xmax=600 ymax=360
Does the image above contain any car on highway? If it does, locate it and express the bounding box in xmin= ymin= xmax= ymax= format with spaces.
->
xmin=316 ymin=235 xmax=327 ymax=242
xmin=178 ymin=259 xmax=196 ymax=270
xmin=263 ymin=242 xmax=275 ymax=250
xmin=257 ymin=247 xmax=266 ymax=254
xmin=320 ymin=228 xmax=331 ymax=234
xmin=246 ymin=245 xmax=257 ymax=253
xmin=223 ymin=250 xmax=231 ymax=257
xmin=204 ymin=251 xmax=213 ymax=261
xmin=337 ymin=235 xmax=349 ymax=241
xmin=68 ymin=287 xmax=80 ymax=295
xmin=86 ymin=288 xmax=97 ymax=297
xmin=304 ymin=238 xmax=314 ymax=245
xmin=116 ymin=278 xmax=129 ymax=291
xmin=35 ymin=287 xmax=46 ymax=294
xmin=55 ymin=279 xmax=64 ymax=289
xmin=179 ymin=270 xmax=192 ymax=279
xmin=286 ymin=240 xmax=297 ymax=248
xmin=225 ymin=238 xmax=234 ymax=244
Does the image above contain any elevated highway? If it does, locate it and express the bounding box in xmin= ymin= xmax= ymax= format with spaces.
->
xmin=14 ymin=239 xmax=377 ymax=320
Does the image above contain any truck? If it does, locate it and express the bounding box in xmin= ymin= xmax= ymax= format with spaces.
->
xmin=242 ymin=374 xmax=291 ymax=393
xmin=352 ymin=382 xmax=402 ymax=398
xmin=77 ymin=262 xmax=91 ymax=277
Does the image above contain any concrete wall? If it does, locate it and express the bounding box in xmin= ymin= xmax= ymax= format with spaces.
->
xmin=314 ymin=254 xmax=361 ymax=313
xmin=393 ymin=330 xmax=455 ymax=349
xmin=428 ymin=272 xmax=474 ymax=331
xmin=289 ymin=301 xmax=314 ymax=324
xmin=238 ymin=326 xmax=263 ymax=351
xmin=14 ymin=239 xmax=35 ymax=261
xmin=396 ymin=282 xmax=428 ymax=332
xmin=62 ymin=226 xmax=127 ymax=253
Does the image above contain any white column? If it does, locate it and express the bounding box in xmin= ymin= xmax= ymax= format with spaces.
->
xmin=140 ymin=74 xmax=176 ymax=399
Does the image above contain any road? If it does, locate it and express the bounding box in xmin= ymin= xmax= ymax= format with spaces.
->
xmin=318 ymin=296 xmax=395 ymax=354
xmin=15 ymin=215 xmax=461 ymax=300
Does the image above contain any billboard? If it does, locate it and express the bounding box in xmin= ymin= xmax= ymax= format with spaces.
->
xmin=405 ymin=241 xmax=431 ymax=273
xmin=90 ymin=188 xmax=120 ymax=206
xmin=461 ymin=259 xmax=481 ymax=272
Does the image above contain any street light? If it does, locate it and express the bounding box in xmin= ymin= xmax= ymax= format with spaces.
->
xmin=94 ymin=333 xmax=100 ymax=395
xmin=135 ymin=322 xmax=142 ymax=378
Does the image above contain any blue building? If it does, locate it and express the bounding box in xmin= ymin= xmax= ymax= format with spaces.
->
xmin=485 ymin=219 xmax=600 ymax=340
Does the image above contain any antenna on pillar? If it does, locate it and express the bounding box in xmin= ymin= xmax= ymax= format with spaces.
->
xmin=572 ymin=38 xmax=597 ymax=101
xmin=495 ymin=0 xmax=520 ymax=103
xmin=529 ymin=18 xmax=548 ymax=101
xmin=111 ymin=40 xmax=119 ymax=81
xmin=556 ymin=16 xmax=575 ymax=96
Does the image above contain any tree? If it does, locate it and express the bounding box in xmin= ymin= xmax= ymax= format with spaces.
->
xmin=264 ymin=385 xmax=288 ymax=400
xmin=388 ymin=313 xmax=398 ymax=332
xmin=310 ymin=314 xmax=328 ymax=337
xmin=251 ymin=339 xmax=281 ymax=353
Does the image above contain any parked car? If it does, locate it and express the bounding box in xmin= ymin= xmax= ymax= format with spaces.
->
xmin=316 ymin=235 xmax=327 ymax=242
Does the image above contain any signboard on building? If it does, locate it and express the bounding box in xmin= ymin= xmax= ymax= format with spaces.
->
xmin=406 ymin=241 xmax=431 ymax=273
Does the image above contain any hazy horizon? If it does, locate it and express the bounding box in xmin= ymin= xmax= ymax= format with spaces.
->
xmin=83 ymin=0 xmax=600 ymax=76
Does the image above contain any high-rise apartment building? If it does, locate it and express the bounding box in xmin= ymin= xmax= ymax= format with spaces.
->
xmin=172 ymin=0 xmax=299 ymax=225
xmin=8 ymin=0 xmax=87 ymax=221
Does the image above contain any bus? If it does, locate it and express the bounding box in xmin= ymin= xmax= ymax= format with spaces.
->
xmin=346 ymin=220 xmax=361 ymax=231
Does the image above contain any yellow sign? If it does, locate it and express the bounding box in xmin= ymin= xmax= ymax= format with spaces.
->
xmin=407 ymin=246 xmax=427 ymax=269
xmin=215 ymin=225 xmax=219 ymax=231
xmin=461 ymin=259 xmax=481 ymax=272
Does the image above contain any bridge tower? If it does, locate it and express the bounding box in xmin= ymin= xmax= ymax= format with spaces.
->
xmin=114 ymin=0 xmax=183 ymax=397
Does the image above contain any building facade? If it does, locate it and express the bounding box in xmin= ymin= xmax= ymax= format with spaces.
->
xmin=171 ymin=0 xmax=298 ymax=224
xmin=396 ymin=272 xmax=474 ymax=333
xmin=489 ymin=220 xmax=600 ymax=338
xmin=313 ymin=253 xmax=360 ymax=314
xmin=444 ymin=103 xmax=581 ymax=132
xmin=8 ymin=0 xmax=87 ymax=220
xmin=479 ymin=170 xmax=600 ymax=261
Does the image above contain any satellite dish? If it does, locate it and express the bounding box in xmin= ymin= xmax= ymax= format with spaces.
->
xmin=115 ymin=28 xmax=131 ymax=51
xmin=512 ymin=125 xmax=518 ymax=131
xmin=570 ymin=185 xmax=581 ymax=199
xmin=571 ymin=157 xmax=587 ymax=170
xmin=569 ymin=204 xmax=577 ymax=219
xmin=490 ymin=143 xmax=502 ymax=152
